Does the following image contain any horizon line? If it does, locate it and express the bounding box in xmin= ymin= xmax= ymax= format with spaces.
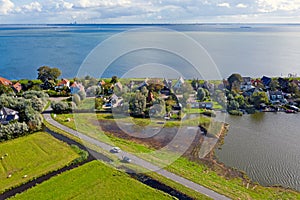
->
xmin=1 ymin=22 xmax=300 ymax=26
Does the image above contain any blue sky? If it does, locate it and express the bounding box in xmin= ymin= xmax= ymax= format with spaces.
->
xmin=1 ymin=0 xmax=300 ymax=23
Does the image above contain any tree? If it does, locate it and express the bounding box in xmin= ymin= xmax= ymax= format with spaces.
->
xmin=288 ymin=82 xmax=299 ymax=94
xmin=141 ymin=86 xmax=148 ymax=96
xmin=37 ymin=66 xmax=61 ymax=82
xmin=150 ymin=98 xmax=166 ymax=118
xmin=250 ymin=92 xmax=269 ymax=108
xmin=110 ymin=76 xmax=118 ymax=84
xmin=269 ymin=79 xmax=279 ymax=91
xmin=0 ymin=122 xmax=29 ymax=141
xmin=0 ymin=85 xmax=14 ymax=95
xmin=191 ymin=79 xmax=200 ymax=90
xmin=129 ymin=90 xmax=147 ymax=117
xmin=86 ymin=86 xmax=101 ymax=97
xmin=31 ymin=97 xmax=45 ymax=112
xmin=197 ymin=88 xmax=206 ymax=101
xmin=51 ymin=101 xmax=72 ymax=114
xmin=24 ymin=107 xmax=43 ymax=132
xmin=235 ymin=94 xmax=245 ymax=108
xmin=227 ymin=73 xmax=243 ymax=90
xmin=227 ymin=100 xmax=239 ymax=111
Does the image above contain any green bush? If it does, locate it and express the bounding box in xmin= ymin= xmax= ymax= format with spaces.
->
xmin=228 ymin=110 xmax=243 ymax=116
xmin=70 ymin=145 xmax=89 ymax=164
xmin=0 ymin=122 xmax=29 ymax=141
xmin=51 ymin=101 xmax=72 ymax=114
xmin=202 ymin=110 xmax=216 ymax=117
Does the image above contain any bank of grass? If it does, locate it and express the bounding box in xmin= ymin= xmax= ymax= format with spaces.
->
xmin=52 ymin=113 xmax=300 ymax=200
xmin=11 ymin=161 xmax=173 ymax=200
xmin=0 ymin=132 xmax=79 ymax=194
xmin=166 ymin=157 xmax=300 ymax=200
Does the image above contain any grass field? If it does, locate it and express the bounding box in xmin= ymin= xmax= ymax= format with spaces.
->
xmin=0 ymin=132 xmax=79 ymax=194
xmin=11 ymin=161 xmax=173 ymax=200
xmin=52 ymin=113 xmax=300 ymax=200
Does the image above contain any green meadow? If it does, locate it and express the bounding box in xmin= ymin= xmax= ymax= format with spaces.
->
xmin=11 ymin=161 xmax=173 ymax=200
xmin=0 ymin=132 xmax=79 ymax=193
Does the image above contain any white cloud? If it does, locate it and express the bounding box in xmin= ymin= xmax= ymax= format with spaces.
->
xmin=236 ymin=3 xmax=248 ymax=8
xmin=217 ymin=2 xmax=231 ymax=8
xmin=0 ymin=0 xmax=14 ymax=15
xmin=55 ymin=0 xmax=73 ymax=10
xmin=256 ymin=0 xmax=300 ymax=13
xmin=76 ymin=0 xmax=131 ymax=8
xmin=22 ymin=2 xmax=43 ymax=12
xmin=2 ymin=0 xmax=300 ymax=24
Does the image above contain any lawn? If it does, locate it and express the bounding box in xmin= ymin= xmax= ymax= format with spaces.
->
xmin=11 ymin=161 xmax=173 ymax=200
xmin=0 ymin=132 xmax=79 ymax=194
xmin=52 ymin=113 xmax=300 ymax=199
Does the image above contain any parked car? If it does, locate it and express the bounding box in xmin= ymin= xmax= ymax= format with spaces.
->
xmin=122 ymin=156 xmax=131 ymax=163
xmin=289 ymin=105 xmax=299 ymax=112
xmin=110 ymin=147 xmax=121 ymax=153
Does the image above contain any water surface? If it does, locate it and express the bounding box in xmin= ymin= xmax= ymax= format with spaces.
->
xmin=1 ymin=24 xmax=300 ymax=79
xmin=216 ymin=112 xmax=300 ymax=191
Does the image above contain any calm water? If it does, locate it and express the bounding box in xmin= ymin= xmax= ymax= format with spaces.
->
xmin=1 ymin=24 xmax=300 ymax=79
xmin=216 ymin=112 xmax=300 ymax=191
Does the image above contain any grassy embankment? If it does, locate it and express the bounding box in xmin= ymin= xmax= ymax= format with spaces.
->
xmin=0 ymin=132 xmax=79 ymax=194
xmin=52 ymin=112 xmax=300 ymax=200
xmin=10 ymin=160 xmax=174 ymax=200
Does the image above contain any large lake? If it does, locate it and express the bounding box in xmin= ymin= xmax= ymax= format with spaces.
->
xmin=216 ymin=112 xmax=300 ymax=191
xmin=1 ymin=24 xmax=300 ymax=79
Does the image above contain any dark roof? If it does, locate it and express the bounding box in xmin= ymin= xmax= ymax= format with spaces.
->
xmin=5 ymin=115 xmax=15 ymax=121
xmin=269 ymin=91 xmax=283 ymax=95
xmin=1 ymin=107 xmax=19 ymax=115
xmin=261 ymin=76 xmax=272 ymax=86
xmin=242 ymin=77 xmax=251 ymax=83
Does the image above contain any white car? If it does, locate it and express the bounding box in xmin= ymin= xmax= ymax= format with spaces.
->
xmin=110 ymin=147 xmax=121 ymax=153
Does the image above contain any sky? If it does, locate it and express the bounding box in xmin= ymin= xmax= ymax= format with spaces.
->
xmin=1 ymin=0 xmax=300 ymax=24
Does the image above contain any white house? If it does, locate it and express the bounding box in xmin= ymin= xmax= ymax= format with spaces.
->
xmin=0 ymin=107 xmax=19 ymax=125
xmin=173 ymin=76 xmax=185 ymax=90
xmin=240 ymin=77 xmax=254 ymax=91
xmin=55 ymin=79 xmax=70 ymax=90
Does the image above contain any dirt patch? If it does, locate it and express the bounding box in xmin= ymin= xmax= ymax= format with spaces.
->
xmin=95 ymin=118 xmax=245 ymax=180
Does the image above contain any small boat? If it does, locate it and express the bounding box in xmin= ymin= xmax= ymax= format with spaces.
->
xmin=285 ymin=109 xmax=297 ymax=114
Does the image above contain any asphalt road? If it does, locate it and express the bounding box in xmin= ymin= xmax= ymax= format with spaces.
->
xmin=43 ymin=110 xmax=231 ymax=200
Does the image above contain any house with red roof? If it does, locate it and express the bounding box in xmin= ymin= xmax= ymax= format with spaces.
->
xmin=70 ymin=82 xmax=84 ymax=94
xmin=56 ymin=78 xmax=70 ymax=89
xmin=12 ymin=82 xmax=22 ymax=93
xmin=0 ymin=77 xmax=12 ymax=86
